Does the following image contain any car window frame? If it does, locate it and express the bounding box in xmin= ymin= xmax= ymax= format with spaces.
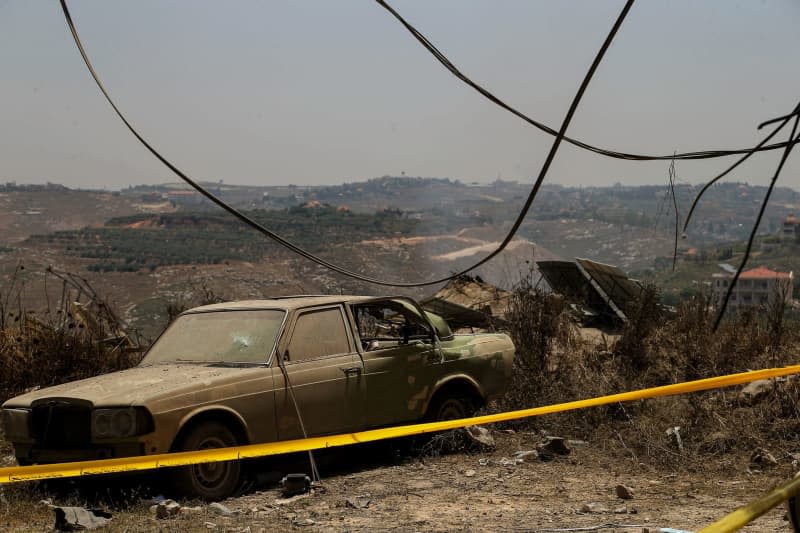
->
xmin=278 ymin=304 xmax=356 ymax=365
xmin=140 ymin=307 xmax=289 ymax=367
xmin=347 ymin=297 xmax=436 ymax=354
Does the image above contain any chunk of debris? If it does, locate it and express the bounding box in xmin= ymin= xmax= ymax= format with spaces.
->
xmin=665 ymin=426 xmax=684 ymax=452
xmin=345 ymin=494 xmax=371 ymax=509
xmin=512 ymin=450 xmax=539 ymax=463
xmin=578 ymin=502 xmax=608 ymax=513
xmin=293 ymin=518 xmax=316 ymax=527
xmin=751 ymin=448 xmax=778 ymax=467
xmin=53 ymin=506 xmax=112 ymax=531
xmin=464 ymin=425 xmax=495 ymax=448
xmin=209 ymin=502 xmax=238 ymax=517
xmin=615 ymin=484 xmax=635 ymax=500
xmin=536 ymin=436 xmax=571 ymax=460
xmin=739 ymin=379 xmax=775 ymax=405
xmin=281 ymin=473 xmax=312 ymax=497
xmin=464 ymin=469 xmax=476 ymax=477
xmin=152 ymin=499 xmax=182 ymax=519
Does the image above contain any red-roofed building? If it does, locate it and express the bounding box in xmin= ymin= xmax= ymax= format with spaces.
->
xmin=712 ymin=266 xmax=793 ymax=309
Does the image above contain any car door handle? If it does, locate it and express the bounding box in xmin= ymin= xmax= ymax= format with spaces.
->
xmin=340 ymin=366 xmax=362 ymax=376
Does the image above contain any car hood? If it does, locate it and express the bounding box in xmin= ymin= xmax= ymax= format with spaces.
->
xmin=1 ymin=364 xmax=268 ymax=409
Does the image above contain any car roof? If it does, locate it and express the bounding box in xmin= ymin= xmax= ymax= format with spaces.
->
xmin=186 ymin=295 xmax=392 ymax=313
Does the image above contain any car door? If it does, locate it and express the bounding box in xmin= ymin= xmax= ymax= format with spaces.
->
xmin=271 ymin=305 xmax=365 ymax=440
xmin=348 ymin=298 xmax=440 ymax=428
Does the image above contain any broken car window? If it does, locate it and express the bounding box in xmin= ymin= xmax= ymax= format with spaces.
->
xmin=286 ymin=307 xmax=350 ymax=361
xmin=353 ymin=300 xmax=431 ymax=349
xmin=142 ymin=309 xmax=285 ymax=364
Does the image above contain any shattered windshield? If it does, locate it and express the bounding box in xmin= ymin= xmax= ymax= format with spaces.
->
xmin=142 ymin=309 xmax=285 ymax=364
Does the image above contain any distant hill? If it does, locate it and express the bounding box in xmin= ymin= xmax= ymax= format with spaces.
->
xmin=2 ymin=177 xmax=798 ymax=335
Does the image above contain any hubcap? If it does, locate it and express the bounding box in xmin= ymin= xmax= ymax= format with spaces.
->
xmin=192 ymin=436 xmax=229 ymax=488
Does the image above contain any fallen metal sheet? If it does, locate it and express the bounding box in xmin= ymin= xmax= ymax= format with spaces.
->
xmin=537 ymin=258 xmax=642 ymax=323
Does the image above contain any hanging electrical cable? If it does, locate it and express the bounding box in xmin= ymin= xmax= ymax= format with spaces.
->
xmin=682 ymin=101 xmax=800 ymax=234
xmin=711 ymin=113 xmax=800 ymax=331
xmin=374 ymin=0 xmax=799 ymax=162
xmin=58 ymin=0 xmax=634 ymax=288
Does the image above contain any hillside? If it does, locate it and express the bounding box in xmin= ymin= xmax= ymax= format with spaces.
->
xmin=2 ymin=177 xmax=799 ymax=335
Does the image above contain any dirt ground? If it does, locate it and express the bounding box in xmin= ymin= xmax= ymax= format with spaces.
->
xmin=0 ymin=431 xmax=794 ymax=532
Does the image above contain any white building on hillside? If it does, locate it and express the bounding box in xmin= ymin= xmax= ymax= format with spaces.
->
xmin=712 ymin=266 xmax=793 ymax=309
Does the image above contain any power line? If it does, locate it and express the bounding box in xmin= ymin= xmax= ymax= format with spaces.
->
xmin=374 ymin=0 xmax=799 ymax=162
xmin=58 ymin=0 xmax=634 ymax=288
xmin=712 ymin=113 xmax=800 ymax=331
xmin=682 ymin=101 xmax=800 ymax=234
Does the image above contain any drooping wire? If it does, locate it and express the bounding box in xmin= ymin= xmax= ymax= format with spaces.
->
xmin=682 ymin=101 xmax=800 ymax=235
xmin=58 ymin=0 xmax=634 ymax=288
xmin=667 ymin=157 xmax=679 ymax=272
xmin=374 ymin=0 xmax=799 ymax=162
xmin=712 ymin=113 xmax=800 ymax=331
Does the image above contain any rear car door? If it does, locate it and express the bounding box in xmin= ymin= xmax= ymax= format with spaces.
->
xmin=271 ymin=305 xmax=365 ymax=440
xmin=348 ymin=298 xmax=440 ymax=427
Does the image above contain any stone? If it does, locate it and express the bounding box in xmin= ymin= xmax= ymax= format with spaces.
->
xmin=537 ymin=437 xmax=571 ymax=461
xmin=579 ymin=502 xmax=608 ymax=514
xmin=739 ymin=379 xmax=776 ymax=405
xmin=464 ymin=469 xmax=476 ymax=477
xmin=52 ymin=506 xmax=112 ymax=530
xmin=464 ymin=425 xmax=495 ymax=448
xmin=616 ymin=484 xmax=635 ymax=500
xmin=512 ymin=450 xmax=539 ymax=463
xmin=209 ymin=502 xmax=237 ymax=517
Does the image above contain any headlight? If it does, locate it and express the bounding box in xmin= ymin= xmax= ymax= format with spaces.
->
xmin=92 ymin=408 xmax=152 ymax=440
xmin=1 ymin=408 xmax=31 ymax=440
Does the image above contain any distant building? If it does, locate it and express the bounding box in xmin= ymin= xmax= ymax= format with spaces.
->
xmin=165 ymin=190 xmax=204 ymax=206
xmin=782 ymin=214 xmax=800 ymax=242
xmin=712 ymin=266 xmax=793 ymax=309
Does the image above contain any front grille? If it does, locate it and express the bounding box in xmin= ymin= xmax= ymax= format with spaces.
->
xmin=31 ymin=402 xmax=91 ymax=448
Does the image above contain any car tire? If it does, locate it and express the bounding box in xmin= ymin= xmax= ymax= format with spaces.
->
xmin=427 ymin=395 xmax=476 ymax=421
xmin=170 ymin=421 xmax=242 ymax=501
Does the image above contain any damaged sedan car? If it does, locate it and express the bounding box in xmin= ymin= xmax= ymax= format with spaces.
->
xmin=1 ymin=295 xmax=514 ymax=500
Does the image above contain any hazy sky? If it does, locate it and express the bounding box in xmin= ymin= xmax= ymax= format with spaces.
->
xmin=1 ymin=1 xmax=799 ymax=190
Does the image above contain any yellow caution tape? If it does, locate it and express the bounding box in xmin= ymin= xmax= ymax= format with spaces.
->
xmin=699 ymin=474 xmax=800 ymax=532
xmin=1 ymin=364 xmax=799 ymax=484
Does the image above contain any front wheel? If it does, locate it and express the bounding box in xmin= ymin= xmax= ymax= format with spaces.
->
xmin=170 ymin=421 xmax=242 ymax=501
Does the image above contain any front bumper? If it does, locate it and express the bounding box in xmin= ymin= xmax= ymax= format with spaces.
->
xmin=12 ymin=441 xmax=147 ymax=465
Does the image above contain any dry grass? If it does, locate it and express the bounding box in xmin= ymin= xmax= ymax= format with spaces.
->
xmin=0 ymin=266 xmax=144 ymax=403
xmin=496 ymin=280 xmax=800 ymax=469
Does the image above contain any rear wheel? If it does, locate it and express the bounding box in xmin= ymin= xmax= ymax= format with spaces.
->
xmin=170 ymin=421 xmax=241 ymax=501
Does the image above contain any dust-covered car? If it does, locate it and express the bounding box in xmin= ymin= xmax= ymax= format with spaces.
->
xmin=1 ymin=295 xmax=514 ymax=499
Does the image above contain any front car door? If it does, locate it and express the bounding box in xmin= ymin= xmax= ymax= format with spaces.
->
xmin=271 ymin=305 xmax=364 ymax=440
xmin=348 ymin=298 xmax=440 ymax=427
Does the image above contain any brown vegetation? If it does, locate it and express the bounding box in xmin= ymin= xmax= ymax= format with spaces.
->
xmin=0 ymin=266 xmax=143 ymax=402
xmin=498 ymin=279 xmax=800 ymax=468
